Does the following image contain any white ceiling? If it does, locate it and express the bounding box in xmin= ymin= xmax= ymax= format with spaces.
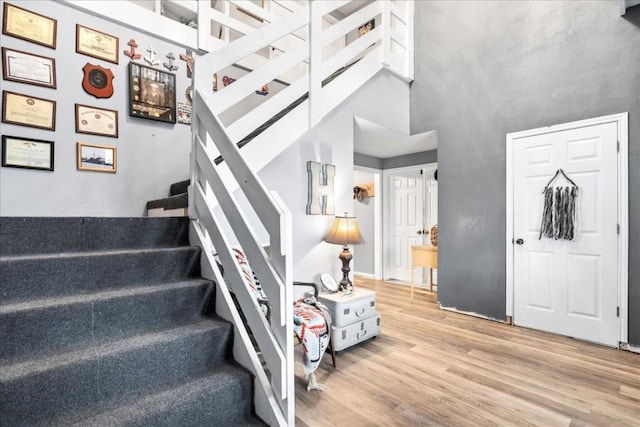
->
xmin=353 ymin=117 xmax=437 ymax=159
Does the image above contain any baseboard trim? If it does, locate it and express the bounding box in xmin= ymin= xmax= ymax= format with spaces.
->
xmin=438 ymin=303 xmax=508 ymax=324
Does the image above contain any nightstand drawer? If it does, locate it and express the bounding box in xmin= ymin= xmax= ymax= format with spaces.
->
xmin=319 ymin=288 xmax=376 ymax=327
xmin=331 ymin=313 xmax=381 ymax=351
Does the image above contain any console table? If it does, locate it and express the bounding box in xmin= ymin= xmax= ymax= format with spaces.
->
xmin=410 ymin=245 xmax=437 ymax=299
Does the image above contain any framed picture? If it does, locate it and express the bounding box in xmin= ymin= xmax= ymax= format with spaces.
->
xmin=2 ymin=135 xmax=54 ymax=171
xmin=75 ymin=104 xmax=118 ymax=138
xmin=2 ymin=47 xmax=57 ymax=88
xmin=2 ymin=2 xmax=57 ymax=49
xmin=2 ymin=90 xmax=56 ymax=131
xmin=77 ymin=142 xmax=116 ymax=173
xmin=76 ymin=24 xmax=119 ymax=64
xmin=129 ymin=62 xmax=176 ymax=123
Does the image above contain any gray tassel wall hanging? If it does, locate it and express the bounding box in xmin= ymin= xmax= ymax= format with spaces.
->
xmin=539 ymin=169 xmax=579 ymax=241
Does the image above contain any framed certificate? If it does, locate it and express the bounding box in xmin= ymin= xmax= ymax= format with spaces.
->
xmin=2 ymin=47 xmax=56 ymax=88
xmin=2 ymin=135 xmax=54 ymax=171
xmin=76 ymin=24 xmax=119 ymax=64
xmin=2 ymin=3 xmax=57 ymax=49
xmin=77 ymin=142 xmax=117 ymax=173
xmin=75 ymin=104 xmax=118 ymax=138
xmin=2 ymin=91 xmax=56 ymax=131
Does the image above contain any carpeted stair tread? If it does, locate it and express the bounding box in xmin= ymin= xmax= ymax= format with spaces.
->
xmin=0 ymin=320 xmax=234 ymax=425
xmin=67 ymin=367 xmax=263 ymax=427
xmin=169 ymin=179 xmax=190 ymax=196
xmin=0 ymin=279 xmax=213 ymax=363
xmin=146 ymin=192 xmax=188 ymax=210
xmin=0 ymin=217 xmax=190 ymax=256
xmin=0 ymin=246 xmax=201 ymax=303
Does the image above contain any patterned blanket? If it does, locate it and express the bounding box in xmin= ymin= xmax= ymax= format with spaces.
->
xmin=293 ymin=297 xmax=331 ymax=376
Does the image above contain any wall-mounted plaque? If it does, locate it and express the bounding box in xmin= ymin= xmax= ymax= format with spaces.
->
xmin=2 ymin=2 xmax=57 ymax=49
xmin=2 ymin=47 xmax=56 ymax=88
xmin=129 ymin=62 xmax=176 ymax=124
xmin=82 ymin=63 xmax=114 ymax=99
xmin=2 ymin=90 xmax=56 ymax=131
xmin=75 ymin=104 xmax=118 ymax=138
xmin=76 ymin=24 xmax=119 ymax=64
xmin=1 ymin=135 xmax=54 ymax=171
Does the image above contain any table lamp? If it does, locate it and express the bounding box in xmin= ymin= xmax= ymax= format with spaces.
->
xmin=324 ymin=213 xmax=364 ymax=291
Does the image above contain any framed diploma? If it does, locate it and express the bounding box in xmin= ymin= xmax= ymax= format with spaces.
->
xmin=75 ymin=104 xmax=118 ymax=138
xmin=2 ymin=91 xmax=56 ymax=131
xmin=77 ymin=142 xmax=117 ymax=173
xmin=76 ymin=24 xmax=119 ymax=64
xmin=2 ymin=3 xmax=57 ymax=49
xmin=2 ymin=135 xmax=54 ymax=171
xmin=2 ymin=47 xmax=56 ymax=89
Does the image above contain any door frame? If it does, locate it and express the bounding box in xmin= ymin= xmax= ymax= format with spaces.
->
xmin=505 ymin=112 xmax=629 ymax=345
xmin=382 ymin=162 xmax=437 ymax=281
xmin=354 ymin=165 xmax=383 ymax=280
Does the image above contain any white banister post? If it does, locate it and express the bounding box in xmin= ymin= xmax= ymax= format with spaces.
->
xmin=308 ymin=0 xmax=322 ymax=128
xmin=405 ymin=0 xmax=415 ymax=79
xmin=222 ymin=0 xmax=231 ymax=42
xmin=381 ymin=0 xmax=391 ymax=67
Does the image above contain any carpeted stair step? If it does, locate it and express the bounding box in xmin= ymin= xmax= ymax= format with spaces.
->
xmin=169 ymin=179 xmax=190 ymax=196
xmin=0 ymin=320 xmax=235 ymax=426
xmin=0 ymin=246 xmax=201 ymax=303
xmin=0 ymin=217 xmax=190 ymax=256
xmin=0 ymin=279 xmax=213 ymax=363
xmin=68 ymin=368 xmax=264 ymax=427
xmin=146 ymin=192 xmax=189 ymax=211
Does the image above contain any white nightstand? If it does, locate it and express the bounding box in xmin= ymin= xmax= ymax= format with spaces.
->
xmin=318 ymin=288 xmax=381 ymax=351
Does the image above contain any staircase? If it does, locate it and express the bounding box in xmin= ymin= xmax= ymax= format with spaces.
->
xmin=147 ymin=179 xmax=190 ymax=217
xmin=0 ymin=217 xmax=265 ymax=426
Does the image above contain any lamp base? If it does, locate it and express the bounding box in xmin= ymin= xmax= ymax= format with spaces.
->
xmin=338 ymin=246 xmax=353 ymax=292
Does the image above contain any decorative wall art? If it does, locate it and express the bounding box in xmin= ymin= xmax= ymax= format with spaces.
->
xmin=77 ymin=142 xmax=116 ymax=173
xmin=180 ymin=49 xmax=194 ymax=77
xmin=538 ymin=168 xmax=579 ymax=241
xmin=306 ymin=161 xmax=336 ymax=215
xmin=129 ymin=62 xmax=176 ymax=123
xmin=353 ymin=182 xmax=374 ymax=201
xmin=2 ymin=90 xmax=56 ymax=130
xmin=75 ymin=104 xmax=118 ymax=138
xmin=1 ymin=135 xmax=54 ymax=171
xmin=163 ymin=52 xmax=178 ymax=71
xmin=76 ymin=24 xmax=119 ymax=64
xmin=123 ymin=39 xmax=142 ymax=60
xmin=82 ymin=63 xmax=114 ymax=98
xmin=144 ymin=45 xmax=160 ymax=66
xmin=358 ymin=19 xmax=375 ymax=36
xmin=178 ymin=103 xmax=192 ymax=125
xmin=2 ymin=47 xmax=56 ymax=89
xmin=2 ymin=2 xmax=57 ymax=49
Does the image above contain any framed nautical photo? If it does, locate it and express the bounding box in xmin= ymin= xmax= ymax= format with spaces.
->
xmin=76 ymin=24 xmax=119 ymax=64
xmin=129 ymin=62 xmax=176 ymax=123
xmin=2 ymin=90 xmax=56 ymax=131
xmin=75 ymin=104 xmax=118 ymax=138
xmin=76 ymin=142 xmax=116 ymax=173
xmin=1 ymin=135 xmax=54 ymax=171
xmin=2 ymin=2 xmax=57 ymax=49
xmin=2 ymin=47 xmax=57 ymax=88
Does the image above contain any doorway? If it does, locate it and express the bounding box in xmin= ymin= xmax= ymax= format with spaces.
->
xmin=506 ymin=113 xmax=629 ymax=347
xmin=383 ymin=163 xmax=438 ymax=285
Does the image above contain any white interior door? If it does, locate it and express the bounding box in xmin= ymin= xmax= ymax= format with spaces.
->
xmin=388 ymin=171 xmax=424 ymax=282
xmin=512 ymin=121 xmax=619 ymax=347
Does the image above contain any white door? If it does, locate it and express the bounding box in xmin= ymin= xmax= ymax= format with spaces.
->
xmin=512 ymin=121 xmax=619 ymax=346
xmin=386 ymin=166 xmax=438 ymax=284
xmin=388 ymin=171 xmax=424 ymax=282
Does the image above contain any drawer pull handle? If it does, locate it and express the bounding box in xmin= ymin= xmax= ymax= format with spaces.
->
xmin=357 ymin=330 xmax=367 ymax=339
xmin=355 ymin=307 xmax=366 ymax=316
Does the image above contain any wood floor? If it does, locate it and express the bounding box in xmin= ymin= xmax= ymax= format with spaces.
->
xmin=294 ymin=276 xmax=640 ymax=426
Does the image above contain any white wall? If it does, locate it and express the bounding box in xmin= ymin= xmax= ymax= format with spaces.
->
xmin=353 ymin=169 xmax=376 ymax=275
xmin=0 ymin=0 xmax=195 ymax=216
xmin=258 ymin=69 xmax=410 ymax=284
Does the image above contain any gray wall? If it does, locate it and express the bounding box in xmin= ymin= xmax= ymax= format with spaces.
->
xmin=411 ymin=1 xmax=640 ymax=344
xmin=0 ymin=1 xmax=195 ymax=216
xmin=355 ymin=150 xmax=437 ymax=169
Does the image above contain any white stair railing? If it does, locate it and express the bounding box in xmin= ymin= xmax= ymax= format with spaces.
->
xmin=189 ymin=1 xmax=413 ymax=425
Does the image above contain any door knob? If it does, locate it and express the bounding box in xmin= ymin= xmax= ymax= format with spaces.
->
xmin=417 ymin=230 xmax=422 ymax=235
xmin=515 ymin=238 xmax=524 ymax=245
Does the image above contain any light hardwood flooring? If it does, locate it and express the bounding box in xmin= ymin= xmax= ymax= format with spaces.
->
xmin=294 ymin=276 xmax=640 ymax=426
